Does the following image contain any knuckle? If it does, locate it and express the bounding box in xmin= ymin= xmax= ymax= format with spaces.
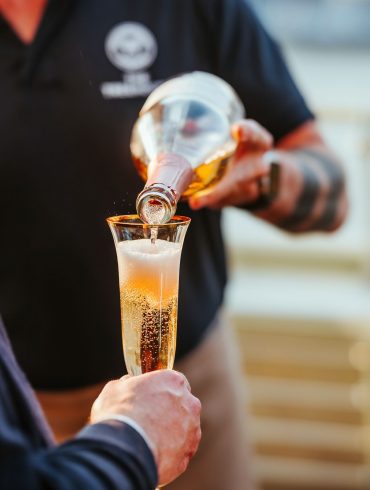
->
xmin=150 ymin=368 xmax=169 ymax=378
xmin=90 ymin=398 xmax=100 ymax=413
xmin=189 ymin=429 xmax=201 ymax=454
xmin=152 ymin=369 xmax=176 ymax=385
xmin=187 ymin=435 xmax=200 ymax=458
xmin=186 ymin=448 xmax=196 ymax=460
xmin=105 ymin=380 xmax=117 ymax=391
xmin=191 ymin=396 xmax=202 ymax=415
xmin=178 ymin=457 xmax=190 ymax=475
xmin=171 ymin=370 xmax=186 ymax=386
xmin=243 ymin=119 xmax=259 ymax=133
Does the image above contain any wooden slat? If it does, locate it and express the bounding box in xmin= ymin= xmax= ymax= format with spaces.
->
xmin=256 ymin=443 xmax=364 ymax=464
xmin=251 ymin=417 xmax=365 ymax=455
xmin=261 ymin=483 xmax=364 ymax=490
xmin=245 ymin=361 xmax=359 ymax=384
xmin=254 ymin=456 xmax=370 ymax=489
xmin=232 ymin=314 xmax=363 ymax=341
xmin=247 ymin=377 xmax=357 ymax=413
xmin=251 ymin=404 xmax=362 ymax=426
xmin=238 ymin=332 xmax=353 ymax=370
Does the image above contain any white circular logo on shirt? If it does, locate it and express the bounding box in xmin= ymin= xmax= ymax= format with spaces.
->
xmin=105 ymin=22 xmax=158 ymax=72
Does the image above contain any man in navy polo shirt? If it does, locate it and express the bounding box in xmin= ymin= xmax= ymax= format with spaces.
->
xmin=0 ymin=0 xmax=347 ymax=489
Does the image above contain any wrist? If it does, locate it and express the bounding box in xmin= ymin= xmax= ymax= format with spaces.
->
xmin=94 ymin=414 xmax=156 ymax=460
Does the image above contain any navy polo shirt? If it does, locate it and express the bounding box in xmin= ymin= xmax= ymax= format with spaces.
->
xmin=0 ymin=0 xmax=313 ymax=389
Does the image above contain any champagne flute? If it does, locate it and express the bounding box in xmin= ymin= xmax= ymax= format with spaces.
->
xmin=107 ymin=215 xmax=190 ymax=375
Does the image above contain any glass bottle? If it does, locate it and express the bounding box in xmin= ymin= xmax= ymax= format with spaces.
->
xmin=131 ymin=71 xmax=245 ymax=224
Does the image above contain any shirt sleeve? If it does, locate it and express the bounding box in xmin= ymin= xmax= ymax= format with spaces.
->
xmin=0 ymin=421 xmax=157 ymax=490
xmin=206 ymin=0 xmax=314 ymax=141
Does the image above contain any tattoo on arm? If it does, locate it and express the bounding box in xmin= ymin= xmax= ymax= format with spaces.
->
xmin=297 ymin=149 xmax=345 ymax=230
xmin=279 ymin=161 xmax=320 ymax=230
xmin=278 ymin=149 xmax=345 ymax=231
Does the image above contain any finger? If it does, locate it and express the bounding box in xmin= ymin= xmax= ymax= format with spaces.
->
xmin=189 ymin=160 xmax=263 ymax=210
xmin=191 ymin=426 xmax=202 ymax=454
xmin=232 ymin=119 xmax=273 ymax=150
xmin=190 ymin=396 xmax=202 ymax=416
xmin=189 ymin=179 xmax=233 ymax=210
xmin=209 ymin=181 xmax=261 ymax=209
xmin=178 ymin=456 xmax=191 ymax=475
xmin=186 ymin=426 xmax=202 ymax=461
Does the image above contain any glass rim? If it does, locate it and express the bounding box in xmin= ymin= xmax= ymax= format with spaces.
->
xmin=106 ymin=214 xmax=191 ymax=228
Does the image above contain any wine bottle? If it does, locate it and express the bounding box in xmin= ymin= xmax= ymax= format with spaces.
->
xmin=131 ymin=71 xmax=245 ymax=224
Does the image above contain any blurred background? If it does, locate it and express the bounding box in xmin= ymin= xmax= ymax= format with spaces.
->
xmin=223 ymin=0 xmax=370 ymax=489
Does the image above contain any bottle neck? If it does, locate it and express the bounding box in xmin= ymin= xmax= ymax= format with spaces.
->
xmin=136 ymin=153 xmax=193 ymax=224
xmin=136 ymin=183 xmax=177 ymax=224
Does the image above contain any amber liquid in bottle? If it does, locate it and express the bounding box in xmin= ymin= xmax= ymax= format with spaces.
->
xmin=133 ymin=144 xmax=235 ymax=199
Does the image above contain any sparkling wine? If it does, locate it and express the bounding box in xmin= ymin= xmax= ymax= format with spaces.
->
xmin=116 ymin=238 xmax=181 ymax=375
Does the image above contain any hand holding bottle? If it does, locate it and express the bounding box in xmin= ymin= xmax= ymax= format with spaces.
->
xmin=189 ymin=119 xmax=274 ymax=210
xmin=131 ymin=71 xmax=245 ymax=224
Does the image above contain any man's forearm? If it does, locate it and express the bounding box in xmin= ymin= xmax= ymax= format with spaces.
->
xmin=255 ymin=146 xmax=347 ymax=232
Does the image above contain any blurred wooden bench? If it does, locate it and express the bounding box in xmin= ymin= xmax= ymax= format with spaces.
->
xmin=231 ymin=315 xmax=370 ymax=490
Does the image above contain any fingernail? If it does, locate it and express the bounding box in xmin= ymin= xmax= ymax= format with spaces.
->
xmin=189 ymin=198 xmax=203 ymax=210
xmin=231 ymin=125 xmax=241 ymax=141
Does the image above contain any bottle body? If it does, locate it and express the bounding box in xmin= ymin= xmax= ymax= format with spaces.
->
xmin=132 ymin=72 xmax=245 ymax=223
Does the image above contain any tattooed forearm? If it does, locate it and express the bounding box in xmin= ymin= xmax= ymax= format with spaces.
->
xmin=295 ymin=149 xmax=345 ymax=231
xmin=254 ymin=147 xmax=346 ymax=233
xmin=279 ymin=160 xmax=321 ymax=230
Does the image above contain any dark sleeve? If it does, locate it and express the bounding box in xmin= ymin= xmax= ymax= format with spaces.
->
xmin=0 ymin=421 xmax=157 ymax=490
xmin=204 ymin=0 xmax=314 ymax=141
